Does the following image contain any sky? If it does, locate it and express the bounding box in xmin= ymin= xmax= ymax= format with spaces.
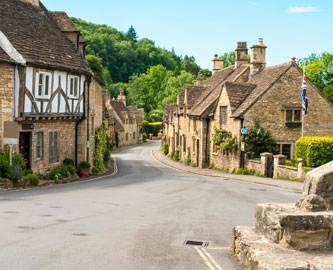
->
xmin=42 ymin=0 xmax=332 ymax=70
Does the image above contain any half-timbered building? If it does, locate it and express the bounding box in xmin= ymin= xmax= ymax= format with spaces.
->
xmin=0 ymin=0 xmax=101 ymax=173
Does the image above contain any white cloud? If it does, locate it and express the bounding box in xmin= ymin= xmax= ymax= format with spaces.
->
xmin=287 ymin=6 xmax=319 ymax=13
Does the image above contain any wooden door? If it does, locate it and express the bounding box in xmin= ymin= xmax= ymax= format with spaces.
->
xmin=19 ymin=132 xmax=31 ymax=169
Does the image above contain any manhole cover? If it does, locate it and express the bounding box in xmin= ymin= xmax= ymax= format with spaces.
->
xmin=18 ymin=226 xmax=34 ymax=230
xmin=73 ymin=233 xmax=87 ymax=236
xmin=49 ymin=206 xmax=63 ymax=209
xmin=4 ymin=211 xmax=19 ymax=214
xmin=184 ymin=240 xmax=209 ymax=247
xmin=249 ymin=188 xmax=267 ymax=192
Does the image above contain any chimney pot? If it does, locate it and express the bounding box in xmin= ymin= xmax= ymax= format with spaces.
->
xmin=212 ymin=55 xmax=224 ymax=75
xmin=250 ymin=39 xmax=267 ymax=76
xmin=235 ymin=41 xmax=248 ymax=68
xmin=21 ymin=0 xmax=39 ymax=6
xmin=258 ymin=38 xmax=264 ymax=45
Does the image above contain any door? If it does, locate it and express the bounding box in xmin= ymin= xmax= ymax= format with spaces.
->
xmin=19 ymin=132 xmax=31 ymax=170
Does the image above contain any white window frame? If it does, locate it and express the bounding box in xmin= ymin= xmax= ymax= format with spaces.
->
xmin=67 ymin=75 xmax=80 ymax=99
xmin=35 ymin=72 xmax=52 ymax=99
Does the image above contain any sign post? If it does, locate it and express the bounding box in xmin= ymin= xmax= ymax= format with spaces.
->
xmin=240 ymin=128 xmax=247 ymax=168
xmin=4 ymin=122 xmax=19 ymax=166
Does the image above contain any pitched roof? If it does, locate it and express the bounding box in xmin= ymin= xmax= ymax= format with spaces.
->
xmin=0 ymin=0 xmax=90 ymax=74
xmin=232 ymin=62 xmax=292 ymax=117
xmin=224 ymin=82 xmax=256 ymax=111
xmin=186 ymin=86 xmax=205 ymax=108
xmin=49 ymin=12 xmax=80 ymax=32
xmin=189 ymin=65 xmax=249 ymax=117
xmin=0 ymin=48 xmax=14 ymax=63
xmin=109 ymin=100 xmax=128 ymax=122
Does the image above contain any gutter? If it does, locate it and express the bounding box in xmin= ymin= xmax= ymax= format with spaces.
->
xmin=86 ymin=76 xmax=92 ymax=162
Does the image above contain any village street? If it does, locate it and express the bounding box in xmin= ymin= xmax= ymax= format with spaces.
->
xmin=0 ymin=141 xmax=300 ymax=270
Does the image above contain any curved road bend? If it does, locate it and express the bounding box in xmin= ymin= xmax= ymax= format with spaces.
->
xmin=0 ymin=141 xmax=300 ymax=270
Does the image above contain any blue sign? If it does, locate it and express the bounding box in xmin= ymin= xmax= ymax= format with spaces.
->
xmin=241 ymin=128 xmax=247 ymax=134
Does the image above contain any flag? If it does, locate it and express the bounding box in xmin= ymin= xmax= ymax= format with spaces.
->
xmin=302 ymin=65 xmax=308 ymax=116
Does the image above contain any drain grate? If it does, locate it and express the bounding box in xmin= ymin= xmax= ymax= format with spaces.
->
xmin=184 ymin=240 xmax=209 ymax=247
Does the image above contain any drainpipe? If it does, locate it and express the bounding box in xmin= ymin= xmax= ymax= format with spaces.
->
xmin=86 ymin=76 xmax=92 ymax=162
xmin=205 ymin=118 xmax=210 ymax=165
xmin=240 ymin=118 xmax=245 ymax=169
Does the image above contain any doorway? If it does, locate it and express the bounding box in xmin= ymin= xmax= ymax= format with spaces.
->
xmin=19 ymin=132 xmax=31 ymax=170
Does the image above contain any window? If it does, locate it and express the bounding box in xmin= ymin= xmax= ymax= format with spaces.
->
xmin=223 ymin=149 xmax=229 ymax=157
xmin=282 ymin=144 xmax=291 ymax=160
xmin=220 ymin=106 xmax=228 ymax=126
xmin=133 ymin=132 xmax=136 ymax=139
xmin=68 ymin=76 xmax=79 ymax=98
xmin=36 ymin=132 xmax=43 ymax=160
xmin=183 ymin=136 xmax=186 ymax=152
xmin=285 ymin=109 xmax=301 ymax=122
xmin=49 ymin=132 xmax=58 ymax=163
xmin=126 ymin=133 xmax=128 ymax=141
xmin=36 ymin=72 xmax=52 ymax=99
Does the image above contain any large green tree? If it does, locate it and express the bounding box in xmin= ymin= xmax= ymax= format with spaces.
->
xmin=298 ymin=53 xmax=333 ymax=102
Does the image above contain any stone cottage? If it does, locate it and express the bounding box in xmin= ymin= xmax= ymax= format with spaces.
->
xmin=163 ymin=40 xmax=333 ymax=170
xmin=0 ymin=0 xmax=106 ymax=173
xmin=105 ymin=92 xmax=144 ymax=147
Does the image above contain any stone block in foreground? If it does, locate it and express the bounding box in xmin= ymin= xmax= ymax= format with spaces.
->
xmin=233 ymin=226 xmax=333 ymax=270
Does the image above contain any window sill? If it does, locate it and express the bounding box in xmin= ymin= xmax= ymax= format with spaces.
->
xmin=285 ymin=122 xmax=302 ymax=127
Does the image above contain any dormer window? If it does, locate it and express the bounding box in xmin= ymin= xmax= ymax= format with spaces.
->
xmin=68 ymin=75 xmax=79 ymax=98
xmin=36 ymin=72 xmax=52 ymax=99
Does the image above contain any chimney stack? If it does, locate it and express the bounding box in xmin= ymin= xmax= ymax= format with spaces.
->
xmin=235 ymin=42 xmax=248 ymax=68
xmin=212 ymin=54 xmax=224 ymax=75
xmin=250 ymin=38 xmax=267 ymax=76
xmin=194 ymin=76 xmax=204 ymax=86
xmin=21 ymin=0 xmax=39 ymax=6
xmin=117 ymin=91 xmax=126 ymax=106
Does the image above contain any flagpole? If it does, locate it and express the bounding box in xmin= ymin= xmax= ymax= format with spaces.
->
xmin=302 ymin=59 xmax=306 ymax=137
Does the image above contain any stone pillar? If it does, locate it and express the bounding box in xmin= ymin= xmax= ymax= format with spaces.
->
xmin=297 ymin=159 xmax=305 ymax=181
xmin=260 ymin=152 xmax=273 ymax=177
xmin=273 ymin=154 xmax=287 ymax=179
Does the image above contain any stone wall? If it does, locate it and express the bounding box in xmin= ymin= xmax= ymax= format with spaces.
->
xmin=22 ymin=120 xmax=77 ymax=174
xmin=0 ymin=63 xmax=15 ymax=149
xmin=245 ymin=159 xmax=262 ymax=173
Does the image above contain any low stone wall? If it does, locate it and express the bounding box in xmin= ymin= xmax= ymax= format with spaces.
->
xmin=274 ymin=165 xmax=298 ymax=180
xmin=245 ymin=159 xmax=262 ymax=173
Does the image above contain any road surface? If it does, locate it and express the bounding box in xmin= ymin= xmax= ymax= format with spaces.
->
xmin=0 ymin=141 xmax=300 ymax=270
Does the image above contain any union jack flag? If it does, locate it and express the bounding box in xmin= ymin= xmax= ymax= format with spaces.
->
xmin=302 ymin=67 xmax=308 ymax=116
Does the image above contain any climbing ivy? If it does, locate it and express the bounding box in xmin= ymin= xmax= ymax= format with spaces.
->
xmin=212 ymin=126 xmax=237 ymax=151
xmin=94 ymin=126 xmax=109 ymax=171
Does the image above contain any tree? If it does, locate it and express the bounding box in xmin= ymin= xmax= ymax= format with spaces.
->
xmin=222 ymin=51 xmax=251 ymax=68
xmin=198 ymin=69 xmax=212 ymax=80
xmin=298 ymin=52 xmax=333 ymax=102
xmin=245 ymin=121 xmax=279 ymax=157
xmin=127 ymin=25 xmax=137 ymax=41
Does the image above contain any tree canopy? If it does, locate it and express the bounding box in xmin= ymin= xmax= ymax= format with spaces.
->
xmin=298 ymin=53 xmax=333 ymax=102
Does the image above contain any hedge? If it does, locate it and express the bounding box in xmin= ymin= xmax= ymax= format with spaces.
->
xmin=295 ymin=137 xmax=333 ymax=167
xmin=142 ymin=121 xmax=162 ymax=136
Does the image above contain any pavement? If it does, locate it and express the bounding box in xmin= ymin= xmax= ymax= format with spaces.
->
xmin=0 ymin=141 xmax=301 ymax=270
xmin=152 ymin=146 xmax=303 ymax=192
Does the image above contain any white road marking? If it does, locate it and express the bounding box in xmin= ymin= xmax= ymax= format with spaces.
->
xmin=201 ymin=247 xmax=223 ymax=270
xmin=194 ymin=246 xmax=217 ymax=270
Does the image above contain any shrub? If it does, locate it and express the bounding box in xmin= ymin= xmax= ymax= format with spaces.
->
xmin=63 ymin=158 xmax=74 ymax=166
xmin=24 ymin=169 xmax=33 ymax=176
xmin=79 ymin=161 xmax=91 ymax=170
xmin=171 ymin=149 xmax=179 ymax=162
xmin=9 ymin=165 xmax=24 ymax=186
xmin=66 ymin=165 xmax=77 ymax=175
xmin=94 ymin=127 xmax=109 ymax=171
xmin=191 ymin=161 xmax=197 ymax=167
xmin=296 ymin=137 xmax=333 ymax=167
xmin=285 ymin=160 xmax=298 ymax=168
xmin=245 ymin=121 xmax=279 ymax=157
xmin=184 ymin=156 xmax=191 ymax=165
xmin=157 ymin=132 xmax=163 ymax=139
xmin=148 ymin=122 xmax=162 ymax=136
xmin=21 ymin=174 xmax=39 ymax=187
xmin=212 ymin=126 xmax=237 ymax=151
xmin=236 ymin=168 xmax=255 ymax=175
xmin=162 ymin=143 xmax=169 ymax=155
xmin=49 ymin=168 xmax=62 ymax=180
xmin=142 ymin=120 xmax=149 ymax=134
xmin=104 ymin=148 xmax=111 ymax=161
xmin=58 ymin=166 xmax=70 ymax=178
xmin=142 ymin=133 xmax=147 ymax=142
xmin=92 ymin=166 xmax=101 ymax=173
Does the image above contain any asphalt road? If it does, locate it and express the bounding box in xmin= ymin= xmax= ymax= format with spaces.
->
xmin=0 ymin=141 xmax=300 ymax=270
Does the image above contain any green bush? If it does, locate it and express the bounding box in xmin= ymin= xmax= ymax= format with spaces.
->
xmin=142 ymin=120 xmax=149 ymax=134
xmin=24 ymin=169 xmax=33 ymax=176
xmin=171 ymin=149 xmax=179 ymax=162
xmin=191 ymin=161 xmax=197 ymax=167
xmin=184 ymin=156 xmax=191 ymax=165
xmin=148 ymin=122 xmax=162 ymax=136
xmin=236 ymin=168 xmax=255 ymax=175
xmin=157 ymin=132 xmax=163 ymax=139
xmin=79 ymin=161 xmax=91 ymax=170
xmin=9 ymin=165 xmax=24 ymax=186
xmin=66 ymin=165 xmax=77 ymax=175
xmin=94 ymin=127 xmax=109 ymax=171
xmin=22 ymin=174 xmax=39 ymax=187
xmin=92 ymin=166 xmax=101 ymax=173
xmin=142 ymin=133 xmax=147 ymax=142
xmin=285 ymin=160 xmax=298 ymax=168
xmin=63 ymin=158 xmax=74 ymax=166
xmin=162 ymin=142 xmax=169 ymax=155
xmin=58 ymin=166 xmax=70 ymax=178
xmin=49 ymin=168 xmax=62 ymax=180
xmin=296 ymin=137 xmax=333 ymax=167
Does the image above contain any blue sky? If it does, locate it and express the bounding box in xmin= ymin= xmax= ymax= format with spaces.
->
xmin=42 ymin=0 xmax=332 ymax=69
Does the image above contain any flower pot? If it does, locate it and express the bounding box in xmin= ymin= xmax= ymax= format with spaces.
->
xmin=79 ymin=168 xmax=90 ymax=177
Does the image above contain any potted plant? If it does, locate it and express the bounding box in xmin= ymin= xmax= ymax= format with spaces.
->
xmin=78 ymin=161 xmax=91 ymax=177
